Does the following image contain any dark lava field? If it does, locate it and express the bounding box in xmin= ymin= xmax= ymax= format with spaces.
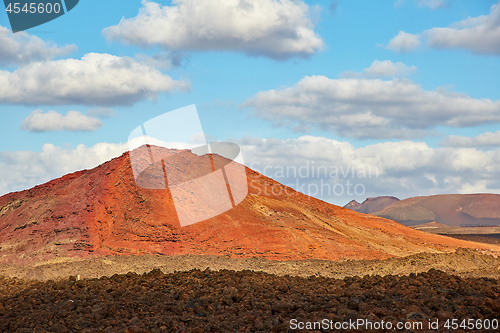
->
xmin=1 ymin=268 xmax=500 ymax=332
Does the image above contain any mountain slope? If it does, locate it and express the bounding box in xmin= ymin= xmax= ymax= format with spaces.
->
xmin=372 ymin=194 xmax=500 ymax=226
xmin=1 ymin=146 xmax=498 ymax=264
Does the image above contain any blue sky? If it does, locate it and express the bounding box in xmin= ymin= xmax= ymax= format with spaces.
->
xmin=1 ymin=0 xmax=500 ymax=205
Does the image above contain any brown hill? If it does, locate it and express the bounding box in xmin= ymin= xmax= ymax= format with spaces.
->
xmin=1 ymin=145 xmax=498 ymax=265
xmin=372 ymin=194 xmax=500 ymax=227
xmin=344 ymin=196 xmax=400 ymax=214
xmin=344 ymin=199 xmax=361 ymax=211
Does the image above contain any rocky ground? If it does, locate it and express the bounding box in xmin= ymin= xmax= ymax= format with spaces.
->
xmin=0 ymin=248 xmax=500 ymax=332
xmin=1 ymin=267 xmax=500 ymax=332
xmin=1 ymin=248 xmax=500 ymax=282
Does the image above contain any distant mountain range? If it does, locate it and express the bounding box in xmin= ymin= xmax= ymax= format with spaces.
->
xmin=345 ymin=194 xmax=500 ymax=227
xmin=345 ymin=196 xmax=400 ymax=214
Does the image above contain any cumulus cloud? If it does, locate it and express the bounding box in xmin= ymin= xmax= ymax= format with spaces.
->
xmin=102 ymin=0 xmax=323 ymax=60
xmin=363 ymin=60 xmax=417 ymax=77
xmin=234 ymin=135 xmax=500 ymax=204
xmin=241 ymin=75 xmax=500 ymax=139
xmin=389 ymin=2 xmax=500 ymax=55
xmin=0 ymin=52 xmax=190 ymax=106
xmin=0 ymin=142 xmax=129 ymax=195
xmin=0 ymin=25 xmax=76 ymax=66
xmin=87 ymin=107 xmax=116 ymax=118
xmin=425 ymin=2 xmax=500 ymax=55
xmin=0 ymin=137 xmax=208 ymax=196
xmin=340 ymin=60 xmax=417 ymax=78
xmin=441 ymin=131 xmax=500 ymax=148
xmin=386 ymin=31 xmax=422 ymax=53
xmin=417 ymin=0 xmax=447 ymax=9
xmin=394 ymin=0 xmax=446 ymax=9
xmin=2 ymin=136 xmax=500 ymax=204
xmin=20 ymin=110 xmax=103 ymax=132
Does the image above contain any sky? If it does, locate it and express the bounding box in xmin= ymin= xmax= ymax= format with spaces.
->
xmin=0 ymin=0 xmax=499 ymax=206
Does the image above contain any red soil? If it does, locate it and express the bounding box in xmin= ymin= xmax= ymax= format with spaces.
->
xmin=1 ymin=146 xmax=499 ymax=265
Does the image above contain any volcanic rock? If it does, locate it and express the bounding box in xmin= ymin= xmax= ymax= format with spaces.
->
xmin=1 ymin=269 xmax=500 ymax=332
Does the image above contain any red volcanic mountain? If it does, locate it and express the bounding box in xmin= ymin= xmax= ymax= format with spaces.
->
xmin=1 ymin=146 xmax=498 ymax=264
xmin=371 ymin=194 xmax=500 ymax=227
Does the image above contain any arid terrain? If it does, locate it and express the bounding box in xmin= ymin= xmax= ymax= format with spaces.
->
xmin=413 ymin=222 xmax=500 ymax=235
xmin=0 ymin=247 xmax=500 ymax=281
xmin=2 ymin=258 xmax=500 ymax=332
xmin=3 ymin=147 xmax=500 ymax=332
xmin=412 ymin=222 xmax=500 ymax=247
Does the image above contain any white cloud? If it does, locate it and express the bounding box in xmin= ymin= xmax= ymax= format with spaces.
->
xmin=458 ymin=180 xmax=490 ymax=194
xmin=2 ymin=136 xmax=500 ymax=205
xmin=386 ymin=31 xmax=422 ymax=53
xmin=389 ymin=2 xmax=500 ymax=55
xmin=0 ymin=25 xmax=76 ymax=66
xmin=241 ymin=75 xmax=500 ymax=139
xmin=0 ymin=137 xmax=207 ymax=196
xmin=87 ymin=107 xmax=116 ymax=118
xmin=425 ymin=2 xmax=500 ymax=55
xmin=102 ymin=0 xmax=323 ymax=60
xmin=0 ymin=53 xmax=190 ymax=106
xmin=441 ymin=131 xmax=500 ymax=148
xmin=234 ymin=135 xmax=500 ymax=204
xmin=363 ymin=60 xmax=417 ymax=77
xmin=20 ymin=110 xmax=103 ymax=132
xmin=341 ymin=60 xmax=417 ymax=78
xmin=0 ymin=142 xmax=129 ymax=195
xmin=417 ymin=0 xmax=446 ymax=9
xmin=394 ymin=0 xmax=446 ymax=9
